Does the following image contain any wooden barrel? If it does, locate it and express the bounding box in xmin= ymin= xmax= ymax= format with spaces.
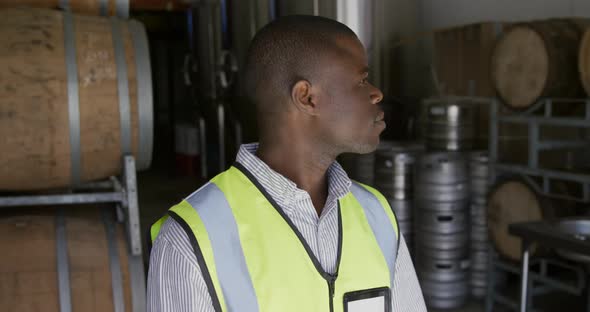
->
xmin=487 ymin=178 xmax=574 ymax=261
xmin=579 ymin=29 xmax=590 ymax=96
xmin=0 ymin=206 xmax=144 ymax=311
xmin=491 ymin=20 xmax=585 ymax=110
xmin=0 ymin=0 xmax=190 ymax=16
xmin=0 ymin=0 xmax=129 ymax=16
xmin=0 ymin=8 xmax=153 ymax=190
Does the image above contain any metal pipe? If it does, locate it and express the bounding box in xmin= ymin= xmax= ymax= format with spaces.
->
xmin=235 ymin=120 xmax=243 ymax=149
xmin=123 ymin=155 xmax=142 ymax=256
xmin=520 ymin=241 xmax=530 ymax=312
xmin=494 ymin=164 xmax=590 ymax=183
xmin=74 ymin=180 xmax=115 ymax=190
xmin=543 ymin=176 xmax=549 ymax=194
xmin=199 ymin=117 xmax=208 ymax=179
xmin=249 ymin=0 xmax=259 ymax=38
xmin=529 ymin=121 xmax=538 ymax=168
xmin=489 ymin=99 xmax=498 ymax=187
xmin=538 ymin=140 xmax=590 ymax=150
xmin=218 ymin=103 xmax=225 ymax=172
xmin=268 ymin=0 xmax=277 ymax=20
xmin=313 ymin=0 xmax=319 ymax=15
xmin=0 ymin=193 xmax=124 ymax=207
xmin=499 ymin=116 xmax=590 ymax=128
xmin=544 ymin=99 xmax=552 ymax=117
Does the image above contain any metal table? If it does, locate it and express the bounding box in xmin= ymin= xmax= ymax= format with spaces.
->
xmin=509 ymin=221 xmax=590 ymax=312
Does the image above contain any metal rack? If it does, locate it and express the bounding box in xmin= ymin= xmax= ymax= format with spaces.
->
xmin=485 ymin=97 xmax=590 ymax=312
xmin=0 ymin=155 xmax=146 ymax=312
xmin=0 ymin=155 xmax=142 ymax=256
xmin=485 ymin=246 xmax=588 ymax=312
xmin=489 ymin=97 xmax=590 ymax=203
xmin=423 ymin=96 xmax=590 ymax=311
xmin=0 ymin=154 xmax=146 ymax=312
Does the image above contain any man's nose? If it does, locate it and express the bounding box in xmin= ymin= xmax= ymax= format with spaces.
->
xmin=370 ymin=84 xmax=384 ymax=105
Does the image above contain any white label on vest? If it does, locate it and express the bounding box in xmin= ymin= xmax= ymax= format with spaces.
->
xmin=347 ymin=296 xmax=385 ymax=312
xmin=343 ymin=287 xmax=390 ymax=312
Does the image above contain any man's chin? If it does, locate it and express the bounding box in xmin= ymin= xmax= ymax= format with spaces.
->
xmin=347 ymin=138 xmax=380 ymax=155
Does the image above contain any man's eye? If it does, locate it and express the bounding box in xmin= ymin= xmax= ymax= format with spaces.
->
xmin=361 ymin=78 xmax=368 ymax=85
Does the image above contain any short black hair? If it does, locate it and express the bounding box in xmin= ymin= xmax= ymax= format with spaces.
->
xmin=243 ymin=15 xmax=357 ymax=113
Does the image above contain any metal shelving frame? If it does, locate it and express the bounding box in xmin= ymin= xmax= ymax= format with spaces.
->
xmin=0 ymin=155 xmax=146 ymax=311
xmin=423 ymin=96 xmax=590 ymax=311
xmin=488 ymin=97 xmax=590 ymax=203
xmin=485 ymin=246 xmax=587 ymax=312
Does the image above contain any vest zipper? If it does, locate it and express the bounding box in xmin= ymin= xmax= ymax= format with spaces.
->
xmin=327 ymin=274 xmax=336 ymax=312
xmin=234 ymin=164 xmax=345 ymax=311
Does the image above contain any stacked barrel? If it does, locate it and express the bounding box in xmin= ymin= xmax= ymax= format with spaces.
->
xmin=469 ymin=152 xmax=491 ymax=298
xmin=0 ymin=7 xmax=152 ymax=311
xmin=374 ymin=142 xmax=423 ymax=253
xmin=415 ymin=152 xmax=470 ymax=309
xmin=425 ymin=101 xmax=475 ymax=151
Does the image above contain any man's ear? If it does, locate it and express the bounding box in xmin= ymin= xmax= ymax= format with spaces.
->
xmin=291 ymin=79 xmax=318 ymax=115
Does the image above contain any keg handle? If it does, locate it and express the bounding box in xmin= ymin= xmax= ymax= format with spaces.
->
xmin=435 ymin=263 xmax=453 ymax=270
xmin=437 ymin=215 xmax=454 ymax=222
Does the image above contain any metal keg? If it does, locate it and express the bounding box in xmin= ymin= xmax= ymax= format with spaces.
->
xmin=421 ymin=279 xmax=469 ymax=309
xmin=374 ymin=141 xmax=423 ymax=254
xmin=390 ymin=200 xmax=412 ymax=220
xmin=468 ymin=151 xmax=490 ymax=299
xmin=415 ymin=210 xmax=468 ymax=234
xmin=471 ymin=203 xmax=487 ymax=221
xmin=354 ymin=152 xmax=376 ymax=185
xmin=469 ymin=151 xmax=490 ymax=198
xmin=417 ymin=258 xmax=470 ymax=282
xmin=397 ymin=219 xmax=412 ymax=233
xmin=375 ymin=142 xmax=422 ymax=199
xmin=471 ymin=223 xmax=488 ymax=240
xmin=417 ymin=200 xmax=468 ymax=212
xmin=338 ymin=152 xmax=375 ymax=185
xmin=415 ymin=151 xmax=470 ymax=308
xmin=470 ymin=271 xmax=488 ymax=287
xmin=415 ymin=183 xmax=470 ymax=202
xmin=415 ymin=153 xmax=469 ymax=205
xmin=416 ymin=246 xmax=468 ymax=261
xmin=416 ymin=152 xmax=468 ymax=184
xmin=470 ymin=252 xmax=488 ymax=271
xmin=471 ymin=225 xmax=489 ymax=250
xmin=422 ymin=295 xmax=469 ymax=310
xmin=425 ymin=100 xmax=475 ymax=151
xmin=421 ymin=279 xmax=469 ymax=298
xmin=415 ymin=231 xmax=469 ymax=250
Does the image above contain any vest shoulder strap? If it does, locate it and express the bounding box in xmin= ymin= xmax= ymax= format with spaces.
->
xmin=352 ymin=181 xmax=400 ymax=239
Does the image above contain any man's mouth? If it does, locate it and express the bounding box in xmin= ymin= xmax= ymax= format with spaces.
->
xmin=375 ymin=112 xmax=385 ymax=122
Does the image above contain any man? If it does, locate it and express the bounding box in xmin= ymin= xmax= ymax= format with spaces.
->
xmin=148 ymin=15 xmax=426 ymax=312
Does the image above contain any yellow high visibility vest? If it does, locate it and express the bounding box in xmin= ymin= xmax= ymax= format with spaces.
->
xmin=150 ymin=163 xmax=399 ymax=312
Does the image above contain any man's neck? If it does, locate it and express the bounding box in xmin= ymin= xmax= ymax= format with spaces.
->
xmin=256 ymin=140 xmax=335 ymax=216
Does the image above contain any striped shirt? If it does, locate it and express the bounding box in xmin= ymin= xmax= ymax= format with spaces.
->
xmin=147 ymin=143 xmax=426 ymax=311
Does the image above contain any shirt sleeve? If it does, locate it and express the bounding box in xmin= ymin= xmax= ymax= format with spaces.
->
xmin=391 ymin=233 xmax=427 ymax=312
xmin=147 ymin=219 xmax=215 ymax=312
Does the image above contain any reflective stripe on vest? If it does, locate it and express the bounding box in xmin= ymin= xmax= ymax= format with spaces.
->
xmin=150 ymin=165 xmax=399 ymax=312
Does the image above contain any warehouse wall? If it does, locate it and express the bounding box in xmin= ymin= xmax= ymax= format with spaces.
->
xmin=275 ymin=0 xmax=424 ymax=98
xmin=420 ymin=0 xmax=590 ymax=30
xmin=412 ymin=0 xmax=590 ymax=98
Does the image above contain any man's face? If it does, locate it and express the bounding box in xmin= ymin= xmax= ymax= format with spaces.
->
xmin=314 ymin=35 xmax=385 ymax=155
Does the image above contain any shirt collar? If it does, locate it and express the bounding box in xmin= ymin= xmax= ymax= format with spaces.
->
xmin=235 ymin=143 xmax=352 ymax=208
